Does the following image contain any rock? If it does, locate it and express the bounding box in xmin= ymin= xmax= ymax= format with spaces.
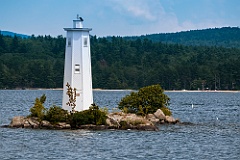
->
xmin=107 ymin=112 xmax=124 ymax=122
xmin=27 ymin=117 xmax=40 ymax=128
xmin=159 ymin=119 xmax=165 ymax=124
xmin=106 ymin=112 xmax=156 ymax=130
xmin=165 ymin=116 xmax=179 ymax=124
xmin=123 ymin=113 xmax=153 ymax=126
xmin=154 ymin=109 xmax=166 ymax=120
xmin=56 ymin=122 xmax=71 ymax=129
xmin=9 ymin=116 xmax=25 ymax=128
xmin=146 ymin=114 xmax=159 ymax=123
xmin=23 ymin=120 xmax=31 ymax=128
xmin=106 ymin=117 xmax=120 ymax=129
xmin=41 ymin=120 xmax=53 ymax=129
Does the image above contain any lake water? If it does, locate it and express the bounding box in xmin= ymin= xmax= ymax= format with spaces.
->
xmin=0 ymin=90 xmax=239 ymax=160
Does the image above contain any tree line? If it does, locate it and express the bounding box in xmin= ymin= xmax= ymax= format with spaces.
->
xmin=124 ymin=27 xmax=240 ymax=48
xmin=1 ymin=27 xmax=240 ymax=90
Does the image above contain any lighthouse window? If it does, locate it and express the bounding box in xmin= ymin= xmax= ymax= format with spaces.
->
xmin=83 ymin=37 xmax=88 ymax=47
xmin=67 ymin=38 xmax=71 ymax=47
xmin=75 ymin=64 xmax=80 ymax=74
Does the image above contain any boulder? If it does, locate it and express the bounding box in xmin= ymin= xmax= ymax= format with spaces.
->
xmin=56 ymin=122 xmax=71 ymax=129
xmin=41 ymin=120 xmax=53 ymax=129
xmin=106 ymin=117 xmax=120 ymax=129
xmin=165 ymin=116 xmax=179 ymax=124
xmin=107 ymin=112 xmax=125 ymax=122
xmin=107 ymin=112 xmax=127 ymax=128
xmin=107 ymin=112 xmax=156 ymax=130
xmin=26 ymin=117 xmax=40 ymax=128
xmin=9 ymin=116 xmax=25 ymax=128
xmin=122 ymin=113 xmax=152 ymax=126
xmin=146 ymin=114 xmax=159 ymax=123
xmin=154 ymin=109 xmax=166 ymax=120
xmin=23 ymin=120 xmax=32 ymax=128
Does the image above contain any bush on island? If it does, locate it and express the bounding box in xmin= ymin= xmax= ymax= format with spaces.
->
xmin=29 ymin=95 xmax=107 ymax=128
xmin=45 ymin=105 xmax=69 ymax=124
xmin=118 ymin=84 xmax=172 ymax=116
xmin=70 ymin=104 xmax=107 ymax=129
xmin=29 ymin=94 xmax=46 ymax=121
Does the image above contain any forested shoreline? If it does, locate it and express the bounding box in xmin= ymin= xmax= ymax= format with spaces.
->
xmin=1 ymin=27 xmax=240 ymax=90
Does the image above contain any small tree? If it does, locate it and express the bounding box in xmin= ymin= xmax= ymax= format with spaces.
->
xmin=118 ymin=84 xmax=170 ymax=116
xmin=29 ymin=94 xmax=46 ymax=121
xmin=66 ymin=82 xmax=77 ymax=113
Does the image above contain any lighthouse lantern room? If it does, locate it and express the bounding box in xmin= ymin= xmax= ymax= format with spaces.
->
xmin=62 ymin=15 xmax=93 ymax=112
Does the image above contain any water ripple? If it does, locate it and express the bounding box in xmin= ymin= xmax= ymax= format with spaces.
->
xmin=1 ymin=90 xmax=240 ymax=159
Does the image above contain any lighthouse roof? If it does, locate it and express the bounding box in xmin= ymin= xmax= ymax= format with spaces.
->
xmin=64 ymin=15 xmax=92 ymax=31
xmin=63 ymin=28 xmax=92 ymax=31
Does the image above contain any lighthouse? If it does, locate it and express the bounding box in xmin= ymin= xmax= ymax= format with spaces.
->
xmin=62 ymin=15 xmax=93 ymax=112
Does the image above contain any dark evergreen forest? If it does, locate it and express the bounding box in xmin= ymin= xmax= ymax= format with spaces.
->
xmin=0 ymin=27 xmax=240 ymax=90
xmin=124 ymin=27 xmax=240 ymax=48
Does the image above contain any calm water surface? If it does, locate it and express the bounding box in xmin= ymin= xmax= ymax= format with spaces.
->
xmin=0 ymin=90 xmax=239 ymax=160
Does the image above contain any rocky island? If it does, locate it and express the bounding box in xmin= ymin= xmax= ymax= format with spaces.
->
xmin=8 ymin=109 xmax=179 ymax=131
xmin=5 ymin=85 xmax=180 ymax=131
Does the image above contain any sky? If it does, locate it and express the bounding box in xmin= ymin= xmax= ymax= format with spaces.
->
xmin=0 ymin=0 xmax=239 ymax=37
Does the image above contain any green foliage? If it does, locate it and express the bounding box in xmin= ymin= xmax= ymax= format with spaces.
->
xmin=40 ymin=94 xmax=46 ymax=103
xmin=99 ymin=106 xmax=109 ymax=115
xmin=65 ymin=82 xmax=77 ymax=112
xmin=70 ymin=104 xmax=107 ymax=128
xmin=29 ymin=95 xmax=107 ymax=127
xmin=29 ymin=94 xmax=46 ymax=121
xmin=125 ymin=27 xmax=240 ymax=48
xmin=45 ymin=105 xmax=68 ymax=124
xmin=161 ymin=106 xmax=172 ymax=116
xmin=29 ymin=94 xmax=69 ymax=123
xmin=118 ymin=84 xmax=170 ymax=116
xmin=1 ymin=28 xmax=240 ymax=90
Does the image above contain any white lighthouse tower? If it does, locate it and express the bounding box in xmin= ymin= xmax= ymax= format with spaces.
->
xmin=62 ymin=15 xmax=93 ymax=112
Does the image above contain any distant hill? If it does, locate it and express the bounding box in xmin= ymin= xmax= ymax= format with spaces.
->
xmin=124 ymin=27 xmax=240 ymax=48
xmin=0 ymin=30 xmax=29 ymax=38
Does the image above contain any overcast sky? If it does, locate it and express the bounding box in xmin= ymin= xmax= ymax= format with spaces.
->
xmin=1 ymin=0 xmax=239 ymax=37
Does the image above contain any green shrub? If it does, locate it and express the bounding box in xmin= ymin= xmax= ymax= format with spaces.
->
xmin=45 ymin=105 xmax=69 ymax=124
xmin=70 ymin=104 xmax=107 ymax=128
xmin=118 ymin=84 xmax=170 ymax=116
xmin=29 ymin=95 xmax=108 ymax=128
xmin=29 ymin=94 xmax=46 ymax=121
xmin=160 ymin=106 xmax=172 ymax=116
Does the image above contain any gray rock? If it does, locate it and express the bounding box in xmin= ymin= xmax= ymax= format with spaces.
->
xmin=23 ymin=120 xmax=31 ymax=128
xmin=146 ymin=114 xmax=159 ymax=123
xmin=9 ymin=116 xmax=25 ymax=128
xmin=27 ymin=117 xmax=40 ymax=128
xmin=154 ymin=109 xmax=166 ymax=120
xmin=106 ymin=117 xmax=120 ymax=128
xmin=56 ymin=122 xmax=71 ymax=129
xmin=41 ymin=120 xmax=53 ymax=129
xmin=107 ymin=112 xmax=156 ymax=130
xmin=165 ymin=116 xmax=179 ymax=124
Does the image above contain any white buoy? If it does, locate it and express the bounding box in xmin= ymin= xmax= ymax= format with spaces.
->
xmin=62 ymin=16 xmax=93 ymax=112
